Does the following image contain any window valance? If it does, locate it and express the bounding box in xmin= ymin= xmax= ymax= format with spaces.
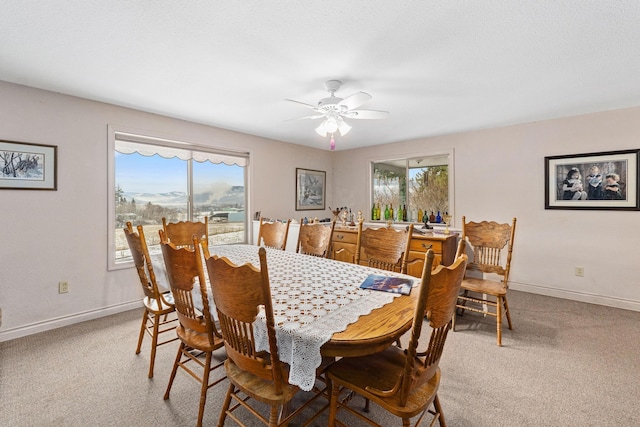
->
xmin=114 ymin=132 xmax=248 ymax=167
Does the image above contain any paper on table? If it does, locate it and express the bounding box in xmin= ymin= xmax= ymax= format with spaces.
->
xmin=359 ymin=274 xmax=413 ymax=295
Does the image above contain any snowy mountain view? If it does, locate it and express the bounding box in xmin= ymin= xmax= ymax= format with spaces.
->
xmin=122 ymin=190 xmax=187 ymax=206
xmin=116 ymin=185 xmax=245 ymax=228
xmin=122 ymin=186 xmax=244 ymax=208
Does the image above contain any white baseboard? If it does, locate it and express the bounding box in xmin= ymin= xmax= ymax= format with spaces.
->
xmin=511 ymin=281 xmax=640 ymax=312
xmin=2 ymin=283 xmax=639 ymax=342
xmin=0 ymin=300 xmax=142 ymax=343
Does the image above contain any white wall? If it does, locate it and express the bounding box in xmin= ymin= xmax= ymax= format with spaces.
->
xmin=0 ymin=81 xmax=332 ymax=340
xmin=333 ymin=108 xmax=640 ymax=310
xmin=1 ymin=80 xmax=638 ymax=342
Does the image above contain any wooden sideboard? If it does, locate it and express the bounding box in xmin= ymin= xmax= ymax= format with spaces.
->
xmin=330 ymin=225 xmax=458 ymax=278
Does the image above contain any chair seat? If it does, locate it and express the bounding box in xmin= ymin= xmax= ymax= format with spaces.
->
xmin=162 ymin=291 xmax=175 ymax=305
xmin=328 ymin=345 xmax=440 ymax=419
xmin=461 ymin=277 xmax=507 ymax=296
xmin=143 ymin=293 xmax=174 ymax=313
xmin=176 ymin=326 xmax=223 ymax=352
xmin=225 ymin=359 xmax=299 ymax=405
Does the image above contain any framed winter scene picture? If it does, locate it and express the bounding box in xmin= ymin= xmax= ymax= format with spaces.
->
xmin=1 ymin=140 xmax=57 ymax=190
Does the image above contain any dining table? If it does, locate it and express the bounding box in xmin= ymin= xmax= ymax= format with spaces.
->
xmin=152 ymin=243 xmax=421 ymax=392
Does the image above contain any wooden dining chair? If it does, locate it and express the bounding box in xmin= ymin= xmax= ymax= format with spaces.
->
xmin=257 ymin=216 xmax=291 ymax=250
xmin=159 ymin=231 xmax=226 ymax=427
xmin=327 ymin=249 xmax=468 ymax=427
xmin=296 ymin=219 xmax=336 ymax=258
xmin=452 ymin=216 xmax=517 ymax=346
xmin=162 ymin=216 xmax=209 ymax=248
xmin=356 ymin=223 xmax=415 ymax=355
xmin=356 ymin=223 xmax=415 ymax=274
xmin=205 ymin=247 xmax=329 ymax=427
xmin=122 ymin=222 xmax=178 ymax=379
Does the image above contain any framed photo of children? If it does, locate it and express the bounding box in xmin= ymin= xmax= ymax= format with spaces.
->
xmin=544 ymin=149 xmax=640 ymax=210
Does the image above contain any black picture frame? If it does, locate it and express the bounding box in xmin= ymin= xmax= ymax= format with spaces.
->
xmin=296 ymin=168 xmax=326 ymax=210
xmin=544 ymin=149 xmax=640 ymax=210
xmin=0 ymin=140 xmax=58 ymax=190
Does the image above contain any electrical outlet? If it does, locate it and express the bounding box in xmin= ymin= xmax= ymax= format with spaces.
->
xmin=575 ymin=266 xmax=584 ymax=277
xmin=58 ymin=281 xmax=69 ymax=294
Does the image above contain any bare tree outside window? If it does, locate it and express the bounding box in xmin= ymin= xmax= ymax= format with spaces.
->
xmin=372 ymin=155 xmax=450 ymax=222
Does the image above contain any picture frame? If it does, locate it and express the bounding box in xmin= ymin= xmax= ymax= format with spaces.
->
xmin=544 ymin=149 xmax=640 ymax=210
xmin=1 ymin=140 xmax=57 ymax=190
xmin=296 ymin=168 xmax=326 ymax=210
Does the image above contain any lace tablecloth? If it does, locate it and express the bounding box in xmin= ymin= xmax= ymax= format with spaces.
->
xmin=153 ymin=244 xmax=418 ymax=391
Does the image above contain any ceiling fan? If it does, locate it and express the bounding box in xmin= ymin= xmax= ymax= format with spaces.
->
xmin=286 ymin=80 xmax=389 ymax=149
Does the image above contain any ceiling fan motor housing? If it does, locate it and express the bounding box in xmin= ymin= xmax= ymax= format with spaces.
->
xmin=324 ymin=79 xmax=342 ymax=93
xmin=318 ymin=98 xmax=346 ymax=113
xmin=318 ymin=80 xmax=347 ymax=112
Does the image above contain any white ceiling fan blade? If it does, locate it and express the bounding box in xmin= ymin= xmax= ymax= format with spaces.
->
xmin=285 ymin=99 xmax=319 ymax=110
xmin=285 ymin=114 xmax=326 ymax=121
xmin=343 ymin=109 xmax=389 ymax=119
xmin=337 ymin=92 xmax=372 ymax=111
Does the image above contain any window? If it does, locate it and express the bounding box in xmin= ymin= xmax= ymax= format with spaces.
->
xmin=371 ymin=150 xmax=453 ymax=224
xmin=108 ymin=128 xmax=249 ymax=269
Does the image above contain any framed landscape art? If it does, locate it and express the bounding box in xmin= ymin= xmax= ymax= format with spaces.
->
xmin=296 ymin=168 xmax=326 ymax=210
xmin=0 ymin=140 xmax=57 ymax=190
xmin=544 ymin=149 xmax=640 ymax=210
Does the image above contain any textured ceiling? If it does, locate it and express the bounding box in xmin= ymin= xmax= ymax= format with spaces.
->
xmin=2 ymin=1 xmax=640 ymax=151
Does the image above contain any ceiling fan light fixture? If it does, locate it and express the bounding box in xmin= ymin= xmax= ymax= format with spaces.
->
xmin=316 ymin=116 xmax=344 ymax=137
xmin=337 ymin=119 xmax=351 ymax=136
xmin=315 ymin=122 xmax=328 ymax=137
xmin=323 ymin=117 xmax=339 ymax=134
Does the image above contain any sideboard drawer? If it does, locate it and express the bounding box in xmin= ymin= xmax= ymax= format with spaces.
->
xmin=332 ymin=231 xmax=358 ymax=245
xmin=410 ymin=238 xmax=443 ymax=253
